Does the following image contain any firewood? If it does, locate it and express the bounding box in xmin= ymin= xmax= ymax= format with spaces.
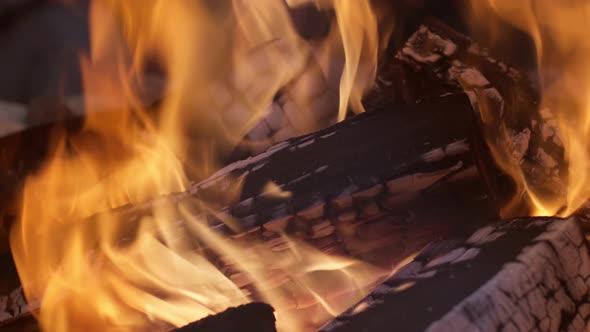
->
xmin=320 ymin=216 xmax=590 ymax=332
xmin=390 ymin=19 xmax=564 ymax=216
xmin=0 ymin=92 xmax=491 ymax=330
xmin=171 ymin=302 xmax=276 ymax=332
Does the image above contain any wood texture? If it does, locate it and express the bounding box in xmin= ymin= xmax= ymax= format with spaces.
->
xmin=320 ymin=216 xmax=590 ymax=332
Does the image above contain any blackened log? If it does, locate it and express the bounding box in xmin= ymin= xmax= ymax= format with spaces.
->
xmin=0 ymin=92 xmax=494 ymax=329
xmin=171 ymin=303 xmax=276 ymax=332
xmin=391 ymin=19 xmax=564 ymax=216
xmin=320 ymin=216 xmax=590 ymax=332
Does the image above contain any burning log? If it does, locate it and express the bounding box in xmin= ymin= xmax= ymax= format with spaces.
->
xmin=0 ymin=17 xmax=551 ymax=332
xmin=0 ymin=91 xmax=490 ymax=330
xmin=320 ymin=216 xmax=590 ymax=332
xmin=390 ymin=19 xmax=565 ymax=215
xmin=171 ymin=303 xmax=276 ymax=332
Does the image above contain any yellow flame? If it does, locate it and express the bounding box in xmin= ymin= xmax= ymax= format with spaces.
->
xmin=10 ymin=0 xmax=384 ymax=331
xmin=468 ymin=0 xmax=590 ymax=217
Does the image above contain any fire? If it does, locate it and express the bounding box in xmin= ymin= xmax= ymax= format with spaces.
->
xmin=468 ymin=1 xmax=590 ymax=217
xmin=10 ymin=0 xmax=385 ymax=331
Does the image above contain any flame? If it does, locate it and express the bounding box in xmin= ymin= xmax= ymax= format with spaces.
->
xmin=468 ymin=1 xmax=590 ymax=217
xmin=10 ymin=0 xmax=384 ymax=331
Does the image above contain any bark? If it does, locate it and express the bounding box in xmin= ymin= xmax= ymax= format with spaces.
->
xmin=320 ymin=216 xmax=590 ymax=332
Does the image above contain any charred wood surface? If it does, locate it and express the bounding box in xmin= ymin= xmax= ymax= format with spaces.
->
xmin=0 ymin=92 xmax=493 ymax=330
xmin=321 ymin=216 xmax=590 ymax=332
xmin=389 ymin=19 xmax=563 ymax=215
xmin=171 ymin=303 xmax=276 ymax=332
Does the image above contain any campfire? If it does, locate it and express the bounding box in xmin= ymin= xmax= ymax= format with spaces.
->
xmin=1 ymin=1 xmax=590 ymax=332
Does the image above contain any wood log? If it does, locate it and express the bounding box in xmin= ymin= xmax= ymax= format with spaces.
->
xmin=0 ymin=92 xmax=492 ymax=330
xmin=320 ymin=216 xmax=590 ymax=332
xmin=0 ymin=19 xmax=539 ymax=332
xmin=390 ymin=19 xmax=564 ymax=216
xmin=171 ymin=303 xmax=276 ymax=332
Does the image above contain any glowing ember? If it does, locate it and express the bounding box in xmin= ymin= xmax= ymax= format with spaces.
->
xmin=9 ymin=1 xmax=386 ymax=331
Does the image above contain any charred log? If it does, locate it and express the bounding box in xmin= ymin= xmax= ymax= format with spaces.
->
xmin=0 ymin=92 xmax=493 ymax=329
xmin=321 ymin=216 xmax=590 ymax=332
xmin=171 ymin=303 xmax=276 ymax=332
xmin=389 ymin=19 xmax=563 ymax=216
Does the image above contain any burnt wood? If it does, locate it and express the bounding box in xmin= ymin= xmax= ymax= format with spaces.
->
xmin=171 ymin=303 xmax=276 ymax=332
xmin=321 ymin=216 xmax=590 ymax=332
xmin=391 ymin=19 xmax=564 ymax=216
xmin=0 ymin=92 xmax=491 ymax=330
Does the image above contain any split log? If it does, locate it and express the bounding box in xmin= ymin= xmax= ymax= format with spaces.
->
xmin=320 ymin=216 xmax=590 ymax=332
xmin=171 ymin=303 xmax=276 ymax=332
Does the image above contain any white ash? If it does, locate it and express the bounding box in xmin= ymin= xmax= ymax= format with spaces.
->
xmin=507 ymin=128 xmax=531 ymax=164
xmin=464 ymin=90 xmax=478 ymax=109
xmin=480 ymin=88 xmax=504 ymax=115
xmin=425 ymin=247 xmax=467 ymax=268
xmin=377 ymin=76 xmax=393 ymax=86
xmin=457 ymin=68 xmax=491 ymax=88
xmin=420 ymin=147 xmax=446 ymax=163
xmin=401 ymin=26 xmax=458 ymax=64
xmin=320 ymin=131 xmax=337 ymax=139
xmin=534 ymin=148 xmax=559 ymax=171
xmin=251 ymin=163 xmax=266 ymax=172
xmin=315 ymin=165 xmax=329 ymax=173
xmin=466 ymin=225 xmax=495 ymax=245
xmin=386 ymin=161 xmax=463 ymax=195
xmin=453 ymin=247 xmax=481 ymax=264
xmin=415 ymin=270 xmax=437 ymax=279
xmin=390 ymin=261 xmax=424 ymax=279
xmin=402 ymin=46 xmax=441 ymax=64
xmin=297 ymin=138 xmax=316 ymax=148
xmin=198 ymin=140 xmax=290 ymax=187
xmin=421 ymin=140 xmax=469 ymax=163
xmin=444 ymin=139 xmax=470 ymax=156
xmin=288 ymin=172 xmax=312 ymax=185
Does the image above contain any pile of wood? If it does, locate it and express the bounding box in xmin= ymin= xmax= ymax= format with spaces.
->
xmin=0 ymin=17 xmax=587 ymax=332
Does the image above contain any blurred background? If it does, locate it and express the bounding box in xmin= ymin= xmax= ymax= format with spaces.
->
xmin=0 ymin=0 xmax=536 ymax=136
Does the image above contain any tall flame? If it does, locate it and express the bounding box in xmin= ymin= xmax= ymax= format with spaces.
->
xmin=10 ymin=0 xmax=384 ymax=331
xmin=468 ymin=0 xmax=590 ymax=217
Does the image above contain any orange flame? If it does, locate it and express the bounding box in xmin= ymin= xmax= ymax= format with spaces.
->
xmin=468 ymin=0 xmax=590 ymax=217
xmin=10 ymin=1 xmax=385 ymax=331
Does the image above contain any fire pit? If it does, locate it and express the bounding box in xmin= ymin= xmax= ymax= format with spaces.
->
xmin=1 ymin=1 xmax=590 ymax=332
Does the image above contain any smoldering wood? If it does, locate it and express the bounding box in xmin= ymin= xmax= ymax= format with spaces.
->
xmin=0 ymin=92 xmax=493 ymax=330
xmin=0 ymin=19 xmax=538 ymax=332
xmin=390 ymin=19 xmax=565 ymax=216
xmin=171 ymin=302 xmax=276 ymax=332
xmin=320 ymin=216 xmax=590 ymax=332
xmin=0 ymin=90 xmax=479 ymax=250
